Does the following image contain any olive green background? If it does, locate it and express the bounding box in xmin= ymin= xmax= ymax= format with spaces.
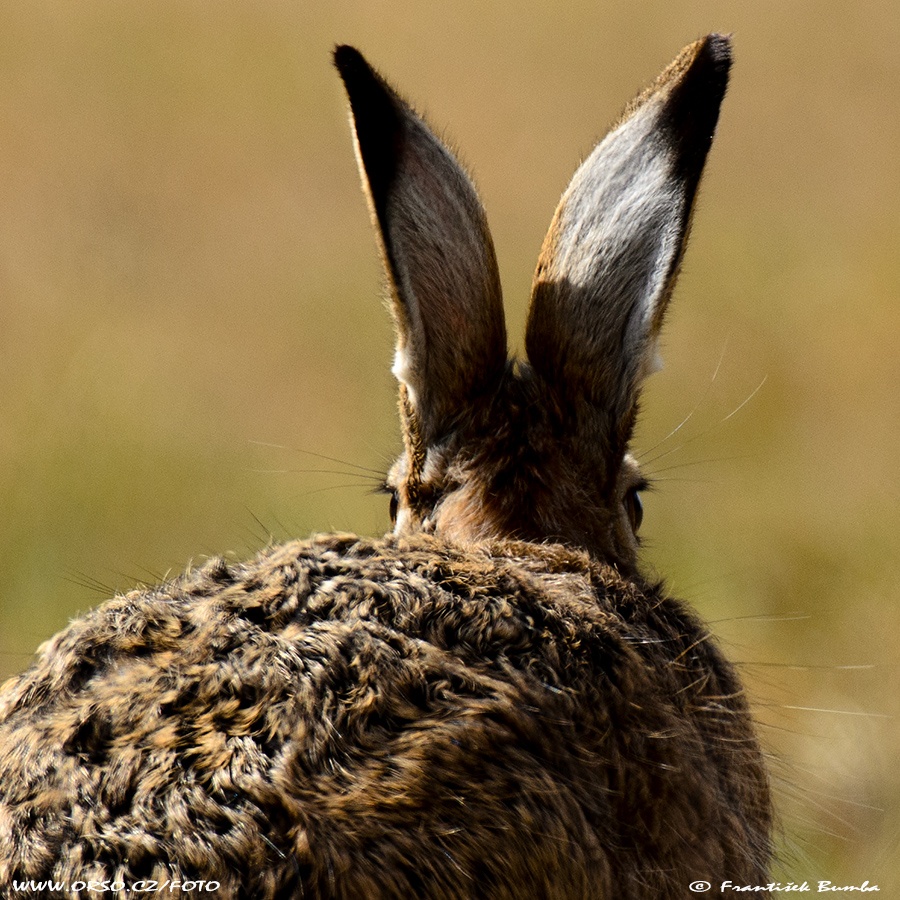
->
xmin=1 ymin=1 xmax=896 ymax=889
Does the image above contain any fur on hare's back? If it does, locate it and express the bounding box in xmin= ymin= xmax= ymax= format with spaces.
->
xmin=0 ymin=535 xmax=767 ymax=898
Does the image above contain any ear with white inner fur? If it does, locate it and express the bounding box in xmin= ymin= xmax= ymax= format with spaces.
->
xmin=525 ymin=35 xmax=731 ymax=464
xmin=334 ymin=46 xmax=508 ymax=449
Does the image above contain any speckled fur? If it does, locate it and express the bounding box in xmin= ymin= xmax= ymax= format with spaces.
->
xmin=0 ymin=34 xmax=771 ymax=900
xmin=0 ymin=535 xmax=768 ymax=897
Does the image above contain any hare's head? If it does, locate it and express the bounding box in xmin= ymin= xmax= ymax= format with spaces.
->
xmin=335 ymin=37 xmax=730 ymax=573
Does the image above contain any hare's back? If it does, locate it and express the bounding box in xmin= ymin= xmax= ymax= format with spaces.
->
xmin=0 ymin=535 xmax=753 ymax=898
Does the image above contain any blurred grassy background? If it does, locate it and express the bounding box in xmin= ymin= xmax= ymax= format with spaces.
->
xmin=0 ymin=0 xmax=897 ymax=889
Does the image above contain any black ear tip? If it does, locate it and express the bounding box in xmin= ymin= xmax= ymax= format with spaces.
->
xmin=693 ymin=33 xmax=732 ymax=104
xmin=332 ymin=44 xmax=396 ymax=119
xmin=702 ymin=32 xmax=733 ymax=72
xmin=332 ymin=44 xmax=365 ymax=73
xmin=685 ymin=32 xmax=732 ymax=103
xmin=333 ymin=45 xmax=404 ymax=222
xmin=659 ymin=32 xmax=733 ymax=176
xmin=333 ymin=45 xmax=366 ymax=79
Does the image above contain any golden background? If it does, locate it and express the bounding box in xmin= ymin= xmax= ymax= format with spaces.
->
xmin=0 ymin=0 xmax=896 ymax=889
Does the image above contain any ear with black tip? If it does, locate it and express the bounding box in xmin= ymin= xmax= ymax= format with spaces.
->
xmin=334 ymin=46 xmax=508 ymax=448
xmin=525 ymin=35 xmax=731 ymax=461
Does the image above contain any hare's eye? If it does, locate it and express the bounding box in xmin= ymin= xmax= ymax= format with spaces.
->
xmin=378 ymin=481 xmax=400 ymax=526
xmin=388 ymin=491 xmax=399 ymax=526
xmin=624 ymin=487 xmax=644 ymax=534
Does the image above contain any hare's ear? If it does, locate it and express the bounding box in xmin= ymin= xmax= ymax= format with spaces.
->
xmin=335 ymin=47 xmax=507 ymax=446
xmin=525 ymin=35 xmax=730 ymax=458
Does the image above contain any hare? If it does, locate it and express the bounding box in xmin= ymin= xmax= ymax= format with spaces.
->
xmin=0 ymin=34 xmax=771 ymax=899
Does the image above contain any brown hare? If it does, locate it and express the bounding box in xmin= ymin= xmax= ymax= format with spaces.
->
xmin=0 ymin=35 xmax=771 ymax=899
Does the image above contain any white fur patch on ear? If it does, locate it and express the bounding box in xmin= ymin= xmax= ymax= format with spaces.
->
xmin=391 ymin=344 xmax=419 ymax=407
xmin=645 ymin=343 xmax=665 ymax=376
xmin=392 ymin=504 xmax=412 ymax=535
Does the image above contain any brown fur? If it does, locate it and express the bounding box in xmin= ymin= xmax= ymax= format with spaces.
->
xmin=0 ymin=536 xmax=768 ymax=898
xmin=0 ymin=35 xmax=771 ymax=899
